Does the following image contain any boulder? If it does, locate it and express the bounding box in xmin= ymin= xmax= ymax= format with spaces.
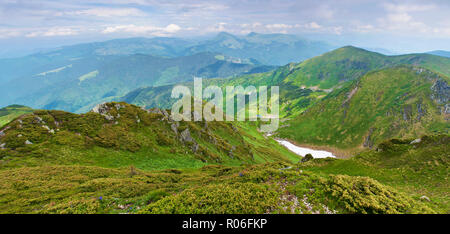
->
xmin=420 ymin=195 xmax=431 ymax=202
xmin=301 ymin=154 xmax=314 ymax=163
xmin=180 ymin=128 xmax=193 ymax=143
xmin=410 ymin=138 xmax=422 ymax=144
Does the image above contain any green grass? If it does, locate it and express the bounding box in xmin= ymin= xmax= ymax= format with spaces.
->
xmin=0 ymin=105 xmax=33 ymax=128
xmin=296 ymin=135 xmax=449 ymax=213
xmin=0 ymin=161 xmax=435 ymax=214
xmin=279 ymin=66 xmax=449 ymax=150
xmin=0 ymin=101 xmax=446 ymax=214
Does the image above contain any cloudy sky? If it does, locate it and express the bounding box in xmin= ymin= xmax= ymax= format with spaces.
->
xmin=1 ymin=0 xmax=450 ymax=56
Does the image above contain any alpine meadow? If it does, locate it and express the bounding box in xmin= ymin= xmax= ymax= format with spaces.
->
xmin=0 ymin=0 xmax=448 ymax=219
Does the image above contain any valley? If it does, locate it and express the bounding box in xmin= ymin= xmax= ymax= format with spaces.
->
xmin=0 ymin=34 xmax=448 ymax=214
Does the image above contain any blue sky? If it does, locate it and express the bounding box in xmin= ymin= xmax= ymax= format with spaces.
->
xmin=1 ymin=0 xmax=450 ymax=56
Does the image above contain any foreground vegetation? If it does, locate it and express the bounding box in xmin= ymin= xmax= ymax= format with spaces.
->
xmin=0 ymin=105 xmax=33 ymax=128
xmin=0 ymin=102 xmax=447 ymax=213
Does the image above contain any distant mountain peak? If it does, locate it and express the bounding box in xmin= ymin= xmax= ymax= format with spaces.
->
xmin=216 ymin=31 xmax=237 ymax=39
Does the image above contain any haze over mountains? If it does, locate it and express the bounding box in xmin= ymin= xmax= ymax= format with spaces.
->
xmin=0 ymin=32 xmax=449 ymax=214
xmin=428 ymin=50 xmax=450 ymax=58
xmin=0 ymin=32 xmax=335 ymax=113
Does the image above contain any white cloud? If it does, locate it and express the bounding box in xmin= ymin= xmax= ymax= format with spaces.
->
xmin=70 ymin=8 xmax=146 ymax=17
xmin=265 ymin=24 xmax=293 ymax=29
xmin=383 ymin=3 xmax=435 ymax=13
xmin=25 ymin=27 xmax=78 ymax=37
xmin=102 ymin=24 xmax=181 ymax=35
xmin=205 ymin=22 xmax=227 ymax=33
xmin=306 ymin=22 xmax=322 ymax=29
xmin=387 ymin=12 xmax=412 ymax=23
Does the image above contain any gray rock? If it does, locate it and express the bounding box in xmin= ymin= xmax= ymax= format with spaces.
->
xmin=148 ymin=108 xmax=163 ymax=115
xmin=301 ymin=154 xmax=314 ymax=162
xmin=410 ymin=138 xmax=422 ymax=144
xmin=231 ymin=124 xmax=238 ymax=132
xmin=180 ymin=129 xmax=193 ymax=142
xmin=363 ymin=128 xmax=374 ymax=148
xmin=0 ymin=143 xmax=5 ymax=149
xmin=191 ymin=143 xmax=199 ymax=153
xmin=420 ymin=195 xmax=431 ymax=202
xmin=161 ymin=109 xmax=169 ymax=118
xmin=171 ymin=123 xmax=179 ymax=135
xmin=430 ymin=79 xmax=449 ymax=105
xmin=115 ymin=103 xmax=124 ymax=110
xmin=402 ymin=105 xmax=412 ymax=121
xmin=25 ymin=140 xmax=33 ymax=145
xmin=416 ymin=102 xmax=425 ymax=121
xmin=34 ymin=116 xmax=43 ymax=124
xmin=91 ymin=103 xmax=115 ymax=121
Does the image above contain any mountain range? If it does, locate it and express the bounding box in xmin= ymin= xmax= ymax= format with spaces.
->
xmin=0 ymin=52 xmax=276 ymax=113
xmin=121 ymin=46 xmax=449 ymax=155
xmin=428 ymin=50 xmax=450 ymax=58
xmin=0 ymin=102 xmax=447 ymax=213
xmin=0 ymin=32 xmax=335 ymax=113
xmin=0 ymin=34 xmax=449 ymax=214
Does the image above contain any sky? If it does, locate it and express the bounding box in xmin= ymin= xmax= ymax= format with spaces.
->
xmin=0 ymin=0 xmax=450 ymax=57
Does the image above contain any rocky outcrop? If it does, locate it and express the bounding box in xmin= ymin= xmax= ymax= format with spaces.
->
xmin=171 ymin=122 xmax=179 ymax=135
xmin=301 ymin=154 xmax=313 ymax=162
xmin=416 ymin=101 xmax=425 ymax=121
xmin=430 ymin=79 xmax=449 ymax=109
xmin=420 ymin=195 xmax=431 ymax=202
xmin=180 ymin=129 xmax=193 ymax=143
xmin=91 ymin=103 xmax=115 ymax=121
xmin=402 ymin=105 xmax=412 ymax=121
xmin=179 ymin=128 xmax=199 ymax=153
xmin=410 ymin=138 xmax=421 ymax=144
xmin=363 ymin=128 xmax=374 ymax=148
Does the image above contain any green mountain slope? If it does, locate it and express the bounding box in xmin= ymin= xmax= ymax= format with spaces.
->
xmin=279 ymin=66 xmax=449 ymax=151
xmin=0 ymin=102 xmax=444 ymax=214
xmin=0 ymin=105 xmax=33 ymax=127
xmin=0 ymin=102 xmax=299 ymax=170
xmin=428 ymin=50 xmax=450 ymax=58
xmin=185 ymin=32 xmax=334 ymax=65
xmin=283 ymin=46 xmax=450 ymax=89
xmin=299 ymin=135 xmax=450 ymax=213
xmin=121 ymin=46 xmax=450 ymax=119
xmin=1 ymin=52 xmax=274 ymax=113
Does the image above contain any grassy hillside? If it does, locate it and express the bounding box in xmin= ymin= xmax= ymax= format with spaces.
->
xmin=0 ymin=105 xmax=33 ymax=127
xmin=298 ymin=135 xmax=449 ymax=213
xmin=121 ymin=63 xmax=329 ymax=118
xmin=283 ymin=46 xmax=450 ymax=89
xmin=279 ymin=66 xmax=449 ymax=151
xmin=0 ymin=161 xmax=434 ymax=214
xmin=122 ymin=46 xmax=450 ymax=120
xmin=0 ymin=102 xmax=299 ymax=170
xmin=0 ymin=52 xmax=274 ymax=113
